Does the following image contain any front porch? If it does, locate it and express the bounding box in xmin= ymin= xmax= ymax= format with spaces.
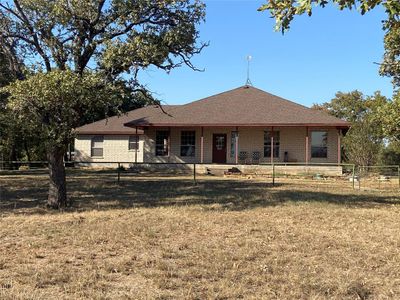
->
xmin=141 ymin=126 xmax=343 ymax=165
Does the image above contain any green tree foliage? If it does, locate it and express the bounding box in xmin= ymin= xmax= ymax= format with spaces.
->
xmin=260 ymin=0 xmax=400 ymax=141
xmin=0 ymin=49 xmax=47 ymax=162
xmin=0 ymin=50 xmax=14 ymax=87
xmin=259 ymin=1 xmax=390 ymax=33
xmin=312 ymin=91 xmax=400 ymax=165
xmin=312 ymin=90 xmax=366 ymax=123
xmin=0 ymin=0 xmax=206 ymax=208
xmin=4 ymin=71 xmax=123 ymax=150
xmin=378 ymin=94 xmax=400 ymax=141
xmin=0 ymin=51 xmax=13 ymax=161
xmin=380 ymin=141 xmax=400 ymax=166
xmin=0 ymin=50 xmax=22 ymax=162
xmin=2 ymin=71 xmax=127 ymax=207
xmin=342 ymin=119 xmax=383 ymax=166
xmin=379 ymin=140 xmax=400 ymax=165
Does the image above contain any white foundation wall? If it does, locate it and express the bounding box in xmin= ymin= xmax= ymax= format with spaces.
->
xmin=74 ymin=135 xmax=144 ymax=166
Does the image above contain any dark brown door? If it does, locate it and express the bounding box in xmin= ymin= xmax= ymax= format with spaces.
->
xmin=212 ymin=134 xmax=227 ymax=163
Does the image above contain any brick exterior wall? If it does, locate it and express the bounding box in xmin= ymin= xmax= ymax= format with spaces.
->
xmin=74 ymin=135 xmax=144 ymax=166
xmin=74 ymin=127 xmax=340 ymax=165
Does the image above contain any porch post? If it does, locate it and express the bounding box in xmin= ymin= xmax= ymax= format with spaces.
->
xmin=135 ymin=126 xmax=138 ymax=164
xmin=337 ymin=129 xmax=341 ymax=164
xmin=305 ymin=126 xmax=309 ymax=164
xmin=270 ymin=126 xmax=274 ymax=164
xmin=168 ymin=126 xmax=171 ymax=163
xmin=200 ymin=127 xmax=204 ymax=163
xmin=235 ymin=126 xmax=239 ymax=164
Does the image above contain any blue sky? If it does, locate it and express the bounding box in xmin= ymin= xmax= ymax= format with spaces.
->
xmin=139 ymin=0 xmax=392 ymax=107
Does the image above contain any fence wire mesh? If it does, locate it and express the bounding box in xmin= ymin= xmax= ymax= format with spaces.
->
xmin=357 ymin=165 xmax=400 ymax=191
xmin=1 ymin=161 xmax=399 ymax=207
xmin=1 ymin=161 xmax=399 ymax=213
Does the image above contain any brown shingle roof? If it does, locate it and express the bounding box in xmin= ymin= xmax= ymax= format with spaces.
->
xmin=75 ymin=106 xmax=182 ymax=134
xmin=74 ymin=109 xmax=152 ymax=135
xmin=123 ymin=86 xmax=349 ymax=128
xmin=75 ymin=86 xmax=349 ymax=134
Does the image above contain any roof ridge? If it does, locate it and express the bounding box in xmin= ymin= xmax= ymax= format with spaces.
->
xmin=180 ymin=86 xmax=248 ymax=107
xmin=164 ymin=85 xmax=346 ymax=124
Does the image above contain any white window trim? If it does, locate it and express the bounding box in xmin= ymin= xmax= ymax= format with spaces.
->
xmin=91 ymin=136 xmax=104 ymax=158
xmin=128 ymin=136 xmax=140 ymax=152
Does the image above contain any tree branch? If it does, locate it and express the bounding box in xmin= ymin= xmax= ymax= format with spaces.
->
xmin=12 ymin=0 xmax=52 ymax=71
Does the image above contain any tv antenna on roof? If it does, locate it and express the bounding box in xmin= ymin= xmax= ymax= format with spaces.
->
xmin=245 ymin=55 xmax=253 ymax=86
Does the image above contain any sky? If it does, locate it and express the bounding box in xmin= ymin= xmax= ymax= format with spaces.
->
xmin=138 ymin=0 xmax=393 ymax=107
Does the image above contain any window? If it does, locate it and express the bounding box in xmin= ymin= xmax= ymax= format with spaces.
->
xmin=91 ymin=136 xmax=104 ymax=157
xmin=180 ymin=131 xmax=196 ymax=157
xmin=230 ymin=131 xmax=238 ymax=158
xmin=128 ymin=135 xmax=139 ymax=151
xmin=264 ymin=131 xmax=280 ymax=158
xmin=311 ymin=131 xmax=328 ymax=158
xmin=156 ymin=130 xmax=169 ymax=156
xmin=215 ymin=136 xmax=225 ymax=150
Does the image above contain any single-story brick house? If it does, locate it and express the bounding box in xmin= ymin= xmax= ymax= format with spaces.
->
xmin=74 ymin=86 xmax=349 ymax=173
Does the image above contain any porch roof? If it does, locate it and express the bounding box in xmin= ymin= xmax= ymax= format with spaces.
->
xmin=124 ymin=86 xmax=349 ymax=128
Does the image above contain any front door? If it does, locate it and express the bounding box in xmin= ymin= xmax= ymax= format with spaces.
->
xmin=212 ymin=134 xmax=227 ymax=163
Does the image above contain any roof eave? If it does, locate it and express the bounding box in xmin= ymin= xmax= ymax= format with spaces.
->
xmin=124 ymin=122 xmax=350 ymax=128
xmin=75 ymin=130 xmax=144 ymax=135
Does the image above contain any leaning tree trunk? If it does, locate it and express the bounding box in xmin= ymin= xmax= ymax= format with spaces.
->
xmin=47 ymin=147 xmax=68 ymax=209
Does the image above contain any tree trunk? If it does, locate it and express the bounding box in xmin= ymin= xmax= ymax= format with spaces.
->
xmin=10 ymin=141 xmax=17 ymax=170
xmin=24 ymin=140 xmax=31 ymax=162
xmin=47 ymin=147 xmax=68 ymax=209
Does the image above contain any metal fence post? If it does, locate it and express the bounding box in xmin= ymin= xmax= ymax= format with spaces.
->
xmin=352 ymin=164 xmax=355 ymax=189
xmin=358 ymin=166 xmax=361 ymax=190
xmin=117 ymin=162 xmax=120 ymax=184
xmin=398 ymin=165 xmax=400 ymax=190
xmin=272 ymin=163 xmax=275 ymax=186
xmin=193 ymin=163 xmax=197 ymax=185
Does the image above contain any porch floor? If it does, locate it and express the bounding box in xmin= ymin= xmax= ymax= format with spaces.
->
xmin=199 ymin=164 xmax=343 ymax=177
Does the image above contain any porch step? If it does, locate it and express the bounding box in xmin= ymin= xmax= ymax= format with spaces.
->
xmin=206 ymin=168 xmax=223 ymax=176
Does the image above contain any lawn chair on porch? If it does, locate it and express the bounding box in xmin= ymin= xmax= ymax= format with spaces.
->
xmin=252 ymin=151 xmax=261 ymax=165
xmin=238 ymin=151 xmax=248 ymax=164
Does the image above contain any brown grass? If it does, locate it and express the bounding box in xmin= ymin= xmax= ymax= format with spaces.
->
xmin=1 ymin=171 xmax=400 ymax=299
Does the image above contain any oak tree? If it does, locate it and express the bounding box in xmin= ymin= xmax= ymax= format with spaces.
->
xmin=0 ymin=0 xmax=206 ymax=208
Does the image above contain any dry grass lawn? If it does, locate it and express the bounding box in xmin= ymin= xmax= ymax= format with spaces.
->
xmin=1 ymin=170 xmax=400 ymax=299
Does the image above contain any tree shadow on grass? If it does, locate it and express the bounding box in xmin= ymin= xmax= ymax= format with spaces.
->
xmin=1 ymin=173 xmax=399 ymax=215
xmin=77 ymin=178 xmax=399 ymax=210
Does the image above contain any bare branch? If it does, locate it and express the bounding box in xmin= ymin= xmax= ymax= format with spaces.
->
xmin=12 ymin=0 xmax=52 ymax=71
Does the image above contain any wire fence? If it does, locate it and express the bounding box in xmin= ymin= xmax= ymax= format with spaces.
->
xmin=1 ymin=161 xmax=399 ymax=212
xmin=0 ymin=161 xmax=399 ymax=191
xmin=357 ymin=165 xmax=400 ymax=191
